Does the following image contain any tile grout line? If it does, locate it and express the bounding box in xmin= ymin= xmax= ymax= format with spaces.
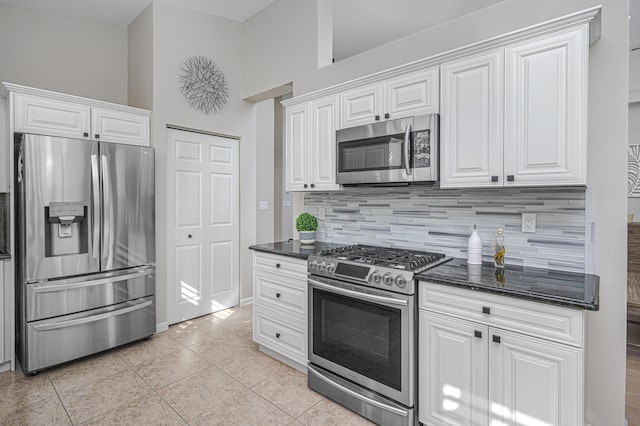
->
xmin=45 ymin=373 xmax=75 ymax=426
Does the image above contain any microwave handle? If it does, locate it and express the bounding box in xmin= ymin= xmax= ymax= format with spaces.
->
xmin=404 ymin=124 xmax=412 ymax=176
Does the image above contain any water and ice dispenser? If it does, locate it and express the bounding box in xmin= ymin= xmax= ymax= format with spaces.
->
xmin=45 ymin=201 xmax=88 ymax=257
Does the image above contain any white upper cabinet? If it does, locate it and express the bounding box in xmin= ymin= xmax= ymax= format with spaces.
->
xmin=440 ymin=50 xmax=504 ymax=188
xmin=14 ymin=93 xmax=91 ymax=139
xmin=441 ymin=25 xmax=589 ymax=188
xmin=91 ymin=107 xmax=150 ymax=146
xmin=285 ymin=102 xmax=310 ymax=192
xmin=9 ymin=85 xmax=150 ymax=146
xmin=340 ymin=67 xmax=439 ymax=129
xmin=340 ymin=83 xmax=383 ymax=128
xmin=311 ymin=95 xmax=341 ymax=191
xmin=285 ymin=95 xmax=341 ymax=192
xmin=504 ymin=27 xmax=587 ymax=186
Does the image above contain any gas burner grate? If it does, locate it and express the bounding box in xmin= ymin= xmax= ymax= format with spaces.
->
xmin=319 ymin=244 xmax=446 ymax=272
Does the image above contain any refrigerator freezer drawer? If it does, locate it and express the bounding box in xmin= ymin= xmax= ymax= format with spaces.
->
xmin=24 ymin=296 xmax=155 ymax=373
xmin=26 ymin=266 xmax=155 ymax=322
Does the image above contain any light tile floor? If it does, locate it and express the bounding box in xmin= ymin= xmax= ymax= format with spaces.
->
xmin=0 ymin=304 xmax=374 ymax=425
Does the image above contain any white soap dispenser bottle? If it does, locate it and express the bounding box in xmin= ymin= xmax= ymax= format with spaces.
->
xmin=467 ymin=225 xmax=482 ymax=265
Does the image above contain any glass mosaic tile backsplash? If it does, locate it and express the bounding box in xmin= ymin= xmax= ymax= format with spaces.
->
xmin=304 ymin=187 xmax=587 ymax=273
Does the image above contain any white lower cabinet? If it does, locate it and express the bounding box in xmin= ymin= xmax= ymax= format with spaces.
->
xmin=419 ymin=282 xmax=583 ymax=426
xmin=252 ymin=252 xmax=307 ymax=369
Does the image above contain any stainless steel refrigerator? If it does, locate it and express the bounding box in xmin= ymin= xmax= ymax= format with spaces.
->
xmin=15 ymin=133 xmax=156 ymax=373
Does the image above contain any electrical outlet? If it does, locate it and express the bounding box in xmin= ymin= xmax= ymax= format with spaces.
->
xmin=522 ymin=213 xmax=536 ymax=233
xmin=318 ymin=207 xmax=326 ymax=220
xmin=259 ymin=201 xmax=269 ymax=210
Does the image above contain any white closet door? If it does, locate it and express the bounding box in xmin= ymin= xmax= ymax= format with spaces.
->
xmin=168 ymin=128 xmax=239 ymax=324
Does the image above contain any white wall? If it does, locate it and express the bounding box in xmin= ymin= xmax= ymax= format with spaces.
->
xmin=0 ymin=4 xmax=128 ymax=104
xmin=243 ymin=0 xmax=629 ymax=423
xmin=256 ymin=99 xmax=275 ymax=244
xmin=128 ymin=3 xmax=153 ymax=110
xmin=134 ymin=1 xmax=257 ymax=322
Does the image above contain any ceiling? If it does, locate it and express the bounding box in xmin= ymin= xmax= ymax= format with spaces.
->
xmin=332 ymin=0 xmax=506 ymax=61
xmin=0 ymin=0 xmax=275 ymax=25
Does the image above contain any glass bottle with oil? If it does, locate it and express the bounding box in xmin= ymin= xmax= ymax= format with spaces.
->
xmin=494 ymin=228 xmax=505 ymax=269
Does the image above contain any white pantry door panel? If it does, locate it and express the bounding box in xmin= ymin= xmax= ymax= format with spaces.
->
xmin=440 ymin=50 xmax=504 ymax=188
xmin=168 ymin=129 xmax=239 ymax=324
xmin=505 ymin=27 xmax=587 ymax=185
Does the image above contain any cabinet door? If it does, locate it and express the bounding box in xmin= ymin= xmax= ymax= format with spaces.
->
xmin=489 ymin=330 xmax=582 ymax=426
xmin=504 ymin=27 xmax=587 ymax=186
xmin=340 ymin=83 xmax=383 ymax=128
xmin=311 ymin=95 xmax=340 ymax=191
xmin=385 ymin=67 xmax=439 ymax=119
xmin=91 ymin=107 xmax=150 ymax=146
xmin=0 ymin=261 xmax=4 ymax=365
xmin=419 ymin=311 xmax=489 ymax=426
xmin=440 ymin=50 xmax=504 ymax=188
xmin=285 ymin=102 xmax=311 ymax=191
xmin=14 ymin=93 xmax=90 ymax=139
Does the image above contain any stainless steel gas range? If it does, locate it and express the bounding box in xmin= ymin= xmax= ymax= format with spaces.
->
xmin=307 ymin=244 xmax=450 ymax=426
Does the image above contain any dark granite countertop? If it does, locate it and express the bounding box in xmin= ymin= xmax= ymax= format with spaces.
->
xmin=0 ymin=253 xmax=10 ymax=260
xmin=249 ymin=240 xmax=347 ymax=260
xmin=416 ymin=258 xmax=599 ymax=311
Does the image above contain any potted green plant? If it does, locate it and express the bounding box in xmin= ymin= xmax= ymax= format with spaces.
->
xmin=296 ymin=212 xmax=318 ymax=245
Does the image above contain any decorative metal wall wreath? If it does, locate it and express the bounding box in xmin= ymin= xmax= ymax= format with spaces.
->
xmin=629 ymin=144 xmax=640 ymax=197
xmin=178 ymin=56 xmax=229 ymax=114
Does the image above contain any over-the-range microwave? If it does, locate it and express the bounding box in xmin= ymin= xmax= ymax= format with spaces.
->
xmin=336 ymin=113 xmax=439 ymax=186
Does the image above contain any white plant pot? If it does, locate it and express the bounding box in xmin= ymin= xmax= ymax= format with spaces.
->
xmin=299 ymin=231 xmax=316 ymax=244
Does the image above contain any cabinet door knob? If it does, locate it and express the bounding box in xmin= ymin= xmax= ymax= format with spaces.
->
xmin=474 ymin=330 xmax=483 ymax=339
xmin=310 ymin=183 xmax=315 ymax=188
xmin=304 ymin=184 xmax=308 ymax=189
xmin=482 ymin=306 xmax=491 ymax=315
xmin=276 ymin=292 xmax=281 ymax=298
xmin=384 ymin=113 xmax=390 ymax=119
xmin=188 ymin=234 xmax=192 ymax=238
xmin=375 ymin=115 xmax=380 ymax=121
xmin=83 ymin=132 xmax=89 ymax=137
xmin=275 ymin=263 xmax=281 ymax=269
xmin=492 ymin=335 xmax=501 ymax=344
xmin=491 ymin=176 xmax=499 ymax=183
xmin=275 ymin=332 xmax=281 ymax=339
xmin=95 ymin=134 xmax=100 ymax=139
xmin=507 ymin=175 xmax=515 ymax=182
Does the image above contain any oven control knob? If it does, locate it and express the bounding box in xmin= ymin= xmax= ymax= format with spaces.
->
xmin=309 ymin=261 xmax=318 ymax=271
xmin=383 ymin=273 xmax=394 ymax=286
xmin=318 ymin=262 xmax=326 ymax=272
xmin=326 ymin=263 xmax=335 ymax=273
xmin=395 ymin=275 xmax=407 ymax=288
xmin=370 ymin=271 xmax=382 ymax=284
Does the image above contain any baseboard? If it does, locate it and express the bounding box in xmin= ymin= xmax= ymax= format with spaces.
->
xmin=0 ymin=361 xmax=10 ymax=373
xmin=156 ymin=321 xmax=169 ymax=333
xmin=240 ymin=297 xmax=254 ymax=306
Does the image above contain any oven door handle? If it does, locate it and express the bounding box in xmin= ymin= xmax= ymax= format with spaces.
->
xmin=404 ymin=123 xmax=412 ymax=176
xmin=308 ymin=278 xmax=408 ymax=307
xmin=307 ymin=364 xmax=409 ymax=417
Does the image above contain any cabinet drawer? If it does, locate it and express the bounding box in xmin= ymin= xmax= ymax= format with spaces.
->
xmin=254 ymin=270 xmax=306 ymax=317
xmin=253 ymin=252 xmax=307 ymax=279
xmin=419 ymin=282 xmax=583 ymax=347
xmin=253 ymin=305 xmax=307 ymax=366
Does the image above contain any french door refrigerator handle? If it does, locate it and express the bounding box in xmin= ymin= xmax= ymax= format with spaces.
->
xmin=101 ymin=154 xmax=111 ymax=267
xmin=307 ymin=365 xmax=409 ymax=417
xmin=33 ymin=298 xmax=153 ymax=331
xmin=91 ymin=154 xmax=100 ymax=260
xmin=308 ymin=278 xmax=408 ymax=307
xmin=31 ymin=269 xmax=153 ymax=293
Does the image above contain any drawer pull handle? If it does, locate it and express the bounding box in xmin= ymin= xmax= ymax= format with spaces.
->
xmin=474 ymin=330 xmax=482 ymax=339
xmin=493 ymin=335 xmax=501 ymax=344
xmin=275 ymin=263 xmax=281 ymax=269
xmin=275 ymin=332 xmax=281 ymax=339
xmin=482 ymin=306 xmax=491 ymax=315
xmin=276 ymin=292 xmax=281 ymax=298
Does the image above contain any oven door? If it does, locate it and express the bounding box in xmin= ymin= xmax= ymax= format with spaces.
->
xmin=336 ymin=117 xmax=413 ymax=185
xmin=308 ymin=276 xmax=414 ymax=406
